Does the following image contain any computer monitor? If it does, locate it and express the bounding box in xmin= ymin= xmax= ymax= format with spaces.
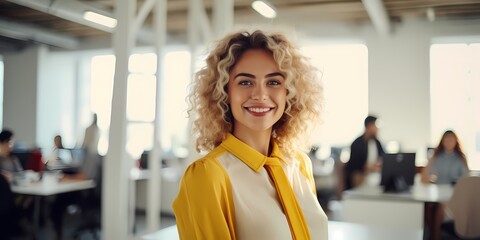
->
xmin=53 ymin=148 xmax=84 ymax=165
xmin=381 ymin=153 xmax=416 ymax=192
xmin=46 ymin=148 xmax=84 ymax=173
xmin=11 ymin=151 xmax=32 ymax=169
xmin=56 ymin=148 xmax=73 ymax=164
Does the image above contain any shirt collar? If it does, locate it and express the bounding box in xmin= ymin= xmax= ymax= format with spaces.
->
xmin=220 ymin=133 xmax=284 ymax=172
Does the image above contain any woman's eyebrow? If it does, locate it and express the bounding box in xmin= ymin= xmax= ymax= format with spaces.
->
xmin=233 ymin=72 xmax=255 ymax=79
xmin=233 ymin=72 xmax=284 ymax=80
xmin=265 ymin=72 xmax=284 ymax=78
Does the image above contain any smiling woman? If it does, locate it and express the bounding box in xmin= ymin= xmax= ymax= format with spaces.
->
xmin=188 ymin=30 xmax=323 ymax=158
xmin=227 ymin=49 xmax=287 ymax=147
xmin=173 ymin=30 xmax=327 ymax=240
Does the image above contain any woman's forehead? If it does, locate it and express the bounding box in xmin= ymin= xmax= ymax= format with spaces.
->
xmin=230 ymin=50 xmax=279 ymax=73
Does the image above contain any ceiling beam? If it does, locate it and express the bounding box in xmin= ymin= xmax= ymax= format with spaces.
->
xmin=385 ymin=0 xmax=480 ymax=9
xmin=7 ymin=0 xmax=115 ymax=32
xmin=362 ymin=0 xmax=391 ymax=35
xmin=0 ymin=17 xmax=79 ymax=49
xmin=0 ymin=39 xmax=26 ymax=52
xmin=7 ymin=0 xmax=160 ymax=45
xmin=133 ymin=0 xmax=156 ymax=35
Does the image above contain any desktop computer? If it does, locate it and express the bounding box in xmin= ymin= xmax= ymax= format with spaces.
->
xmin=380 ymin=153 xmax=416 ymax=193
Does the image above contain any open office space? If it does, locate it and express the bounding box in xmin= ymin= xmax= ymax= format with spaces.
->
xmin=0 ymin=0 xmax=479 ymax=240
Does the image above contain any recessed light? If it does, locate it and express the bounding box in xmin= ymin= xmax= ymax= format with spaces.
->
xmin=83 ymin=11 xmax=117 ymax=28
xmin=252 ymin=1 xmax=277 ymax=19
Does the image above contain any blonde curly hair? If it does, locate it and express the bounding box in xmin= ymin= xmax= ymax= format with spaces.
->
xmin=188 ymin=30 xmax=323 ymax=158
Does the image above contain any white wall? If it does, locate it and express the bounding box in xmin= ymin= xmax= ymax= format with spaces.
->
xmin=3 ymin=46 xmax=44 ymax=147
xmin=3 ymin=45 xmax=91 ymax=151
xmin=37 ymin=52 xmax=78 ymax=150
xmin=366 ymin=21 xmax=431 ymax=153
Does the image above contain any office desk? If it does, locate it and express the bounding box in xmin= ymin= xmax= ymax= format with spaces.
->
xmin=12 ymin=180 xmax=95 ymax=239
xmin=11 ymin=179 xmax=95 ymax=195
xmin=142 ymin=221 xmax=423 ymax=240
xmin=343 ymin=183 xmax=453 ymax=231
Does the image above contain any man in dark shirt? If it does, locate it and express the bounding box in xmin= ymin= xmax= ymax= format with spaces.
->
xmin=344 ymin=116 xmax=385 ymax=190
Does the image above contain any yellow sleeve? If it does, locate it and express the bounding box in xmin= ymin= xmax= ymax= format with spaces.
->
xmin=297 ymin=152 xmax=317 ymax=194
xmin=172 ymin=156 xmax=236 ymax=240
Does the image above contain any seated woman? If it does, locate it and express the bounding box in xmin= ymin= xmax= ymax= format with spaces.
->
xmin=421 ymin=130 xmax=469 ymax=240
xmin=421 ymin=130 xmax=469 ymax=185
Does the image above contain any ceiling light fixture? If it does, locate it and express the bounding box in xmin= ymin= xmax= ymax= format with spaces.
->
xmin=83 ymin=11 xmax=117 ymax=28
xmin=252 ymin=0 xmax=277 ymax=19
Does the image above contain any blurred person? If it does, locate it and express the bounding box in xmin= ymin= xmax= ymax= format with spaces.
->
xmin=421 ymin=130 xmax=469 ymax=240
xmin=0 ymin=130 xmax=31 ymax=237
xmin=421 ymin=130 xmax=469 ymax=185
xmin=54 ymin=135 xmax=64 ymax=149
xmin=344 ymin=115 xmax=385 ymax=190
xmin=47 ymin=135 xmax=64 ymax=164
xmin=81 ymin=113 xmax=99 ymax=155
xmin=0 ymin=129 xmax=23 ymax=182
xmin=51 ymin=131 xmax=102 ymax=240
xmin=173 ymin=30 xmax=328 ymax=239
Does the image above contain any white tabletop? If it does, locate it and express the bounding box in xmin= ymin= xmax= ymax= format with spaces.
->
xmin=344 ymin=182 xmax=454 ymax=203
xmin=328 ymin=221 xmax=422 ymax=240
xmin=142 ymin=221 xmax=423 ymax=240
xmin=11 ymin=179 xmax=95 ymax=196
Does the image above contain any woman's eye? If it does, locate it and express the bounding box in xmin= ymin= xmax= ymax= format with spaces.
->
xmin=239 ymin=80 xmax=253 ymax=86
xmin=268 ymin=80 xmax=281 ymax=85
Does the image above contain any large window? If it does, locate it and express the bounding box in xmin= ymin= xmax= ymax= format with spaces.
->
xmin=301 ymin=44 xmax=369 ymax=148
xmin=90 ymin=50 xmax=191 ymax=158
xmin=90 ymin=55 xmax=115 ymax=156
xmin=430 ymin=43 xmax=480 ymax=170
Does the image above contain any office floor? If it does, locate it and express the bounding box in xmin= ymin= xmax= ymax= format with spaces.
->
xmin=134 ymin=211 xmax=177 ymax=237
xmin=10 ymin=210 xmax=176 ymax=240
xmin=11 ymin=200 xmax=342 ymax=240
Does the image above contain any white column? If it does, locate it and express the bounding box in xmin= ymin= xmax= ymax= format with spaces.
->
xmin=188 ymin=0 xmax=200 ymax=49
xmin=187 ymin=0 xmax=200 ymax=165
xmin=213 ymin=0 xmax=234 ymax=38
xmin=146 ymin=0 xmax=167 ymax=232
xmin=185 ymin=0 xmax=206 ymax=166
xmin=188 ymin=0 xmax=200 ymax=78
xmin=103 ymin=0 xmax=135 ymax=239
xmin=189 ymin=0 xmax=212 ymax=45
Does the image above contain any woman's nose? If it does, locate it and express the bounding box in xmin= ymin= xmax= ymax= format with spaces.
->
xmin=251 ymin=85 xmax=267 ymax=100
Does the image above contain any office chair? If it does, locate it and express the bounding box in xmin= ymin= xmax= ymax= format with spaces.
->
xmin=72 ymin=188 xmax=101 ymax=240
xmin=442 ymin=175 xmax=480 ymax=240
xmin=73 ymin=155 xmax=103 ymax=240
